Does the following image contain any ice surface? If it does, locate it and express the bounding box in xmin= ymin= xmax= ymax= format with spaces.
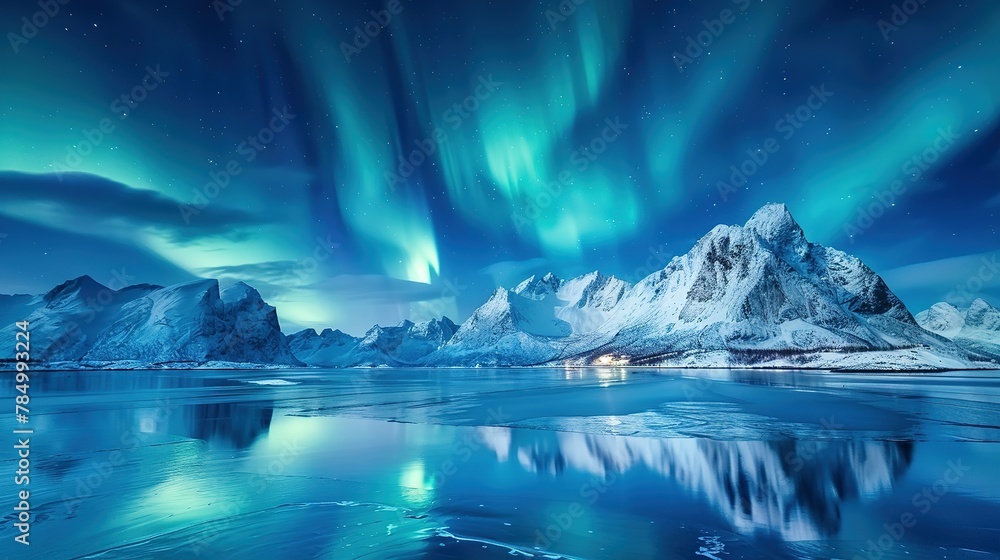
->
xmin=4 ymin=367 xmax=999 ymax=559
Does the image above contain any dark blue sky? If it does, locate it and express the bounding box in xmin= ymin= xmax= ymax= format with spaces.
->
xmin=0 ymin=0 xmax=997 ymax=334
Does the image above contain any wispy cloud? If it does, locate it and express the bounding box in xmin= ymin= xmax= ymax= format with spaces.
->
xmin=0 ymin=171 xmax=262 ymax=243
xmin=304 ymin=274 xmax=444 ymax=304
xmin=881 ymin=250 xmax=1000 ymax=310
xmin=199 ymin=261 xmax=305 ymax=286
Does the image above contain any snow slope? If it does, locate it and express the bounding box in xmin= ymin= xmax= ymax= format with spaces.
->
xmin=916 ymin=299 xmax=1000 ymax=362
xmin=428 ymin=272 xmax=630 ymax=366
xmin=287 ymin=328 xmax=360 ymax=366
xmin=431 ymin=204 xmax=988 ymax=370
xmin=4 ymin=205 xmax=996 ymax=371
xmin=578 ymin=204 xmax=971 ymax=370
xmin=287 ymin=318 xmax=458 ymax=367
xmin=0 ymin=276 xmax=160 ymax=361
xmin=84 ymin=280 xmax=299 ymax=365
xmin=0 ymin=277 xmax=299 ymax=367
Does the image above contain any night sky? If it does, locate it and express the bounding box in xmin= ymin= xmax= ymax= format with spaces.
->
xmin=0 ymin=0 xmax=998 ymax=335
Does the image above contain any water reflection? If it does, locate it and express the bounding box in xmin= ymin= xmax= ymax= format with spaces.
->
xmin=184 ymin=402 xmax=274 ymax=448
xmin=9 ymin=369 xmax=994 ymax=560
xmin=13 ymin=372 xmax=277 ymax=449
xmin=491 ymin=427 xmax=912 ymax=540
xmin=98 ymin=398 xmax=275 ymax=449
xmin=100 ymin=397 xmax=913 ymax=543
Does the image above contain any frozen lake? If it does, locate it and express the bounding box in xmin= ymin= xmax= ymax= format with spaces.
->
xmin=1 ymin=367 xmax=999 ymax=559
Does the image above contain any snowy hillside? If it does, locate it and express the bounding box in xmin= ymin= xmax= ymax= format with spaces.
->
xmin=916 ymin=299 xmax=1000 ymax=363
xmin=429 ymin=204 xmax=991 ymax=371
xmin=0 ymin=276 xmax=160 ymax=362
xmin=428 ymin=272 xmax=630 ymax=366
xmin=4 ymin=204 xmax=997 ymax=371
xmin=287 ymin=328 xmax=360 ymax=366
xmin=287 ymin=318 xmax=458 ymax=367
xmin=0 ymin=277 xmax=300 ymax=368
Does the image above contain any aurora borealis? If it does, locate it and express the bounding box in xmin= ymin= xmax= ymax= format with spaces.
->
xmin=0 ymin=0 xmax=998 ymax=334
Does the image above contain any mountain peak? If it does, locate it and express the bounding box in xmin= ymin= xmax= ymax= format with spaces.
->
xmin=965 ymin=298 xmax=1000 ymax=331
xmin=744 ymin=203 xmax=807 ymax=251
xmin=221 ymin=281 xmax=262 ymax=304
xmin=930 ymin=302 xmax=961 ymax=313
xmin=747 ymin=202 xmax=790 ymax=220
xmin=43 ymin=275 xmax=111 ymax=304
xmin=65 ymin=274 xmax=104 ymax=289
xmin=915 ymin=302 xmax=966 ymax=339
xmin=745 ymin=202 xmax=796 ymax=230
xmin=970 ymin=298 xmax=995 ymax=312
xmin=514 ymin=272 xmax=562 ymax=298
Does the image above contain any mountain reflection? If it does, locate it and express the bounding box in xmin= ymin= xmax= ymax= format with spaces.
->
xmin=499 ymin=429 xmax=912 ymax=541
xmin=26 ymin=372 xmax=276 ymax=449
xmin=184 ymin=401 xmax=274 ymax=448
xmin=103 ymin=399 xmax=275 ymax=449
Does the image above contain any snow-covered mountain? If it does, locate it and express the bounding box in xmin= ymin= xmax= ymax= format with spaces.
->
xmin=4 ymin=204 xmax=996 ymax=371
xmin=579 ymin=204 xmax=971 ymax=370
xmin=916 ymin=299 xmax=1000 ymax=362
xmin=0 ymin=277 xmax=300 ymax=367
xmin=429 ymin=204 xmax=988 ymax=370
xmin=287 ymin=317 xmax=458 ymax=367
xmin=348 ymin=317 xmax=458 ymax=366
xmin=287 ymin=328 xmax=360 ymax=366
xmin=427 ymin=271 xmax=630 ymax=366
xmin=0 ymin=276 xmax=161 ymax=362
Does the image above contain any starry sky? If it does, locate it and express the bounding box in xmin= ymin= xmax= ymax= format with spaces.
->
xmin=0 ymin=0 xmax=998 ymax=335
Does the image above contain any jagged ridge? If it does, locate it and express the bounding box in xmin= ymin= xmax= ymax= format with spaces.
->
xmin=0 ymin=278 xmax=300 ymax=367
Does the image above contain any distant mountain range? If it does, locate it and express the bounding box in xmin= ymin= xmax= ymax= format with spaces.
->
xmin=3 ymin=204 xmax=998 ymax=371
xmin=0 ymin=277 xmax=300 ymax=368
xmin=287 ymin=317 xmax=457 ymax=367
xmin=915 ymin=299 xmax=1000 ymax=362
